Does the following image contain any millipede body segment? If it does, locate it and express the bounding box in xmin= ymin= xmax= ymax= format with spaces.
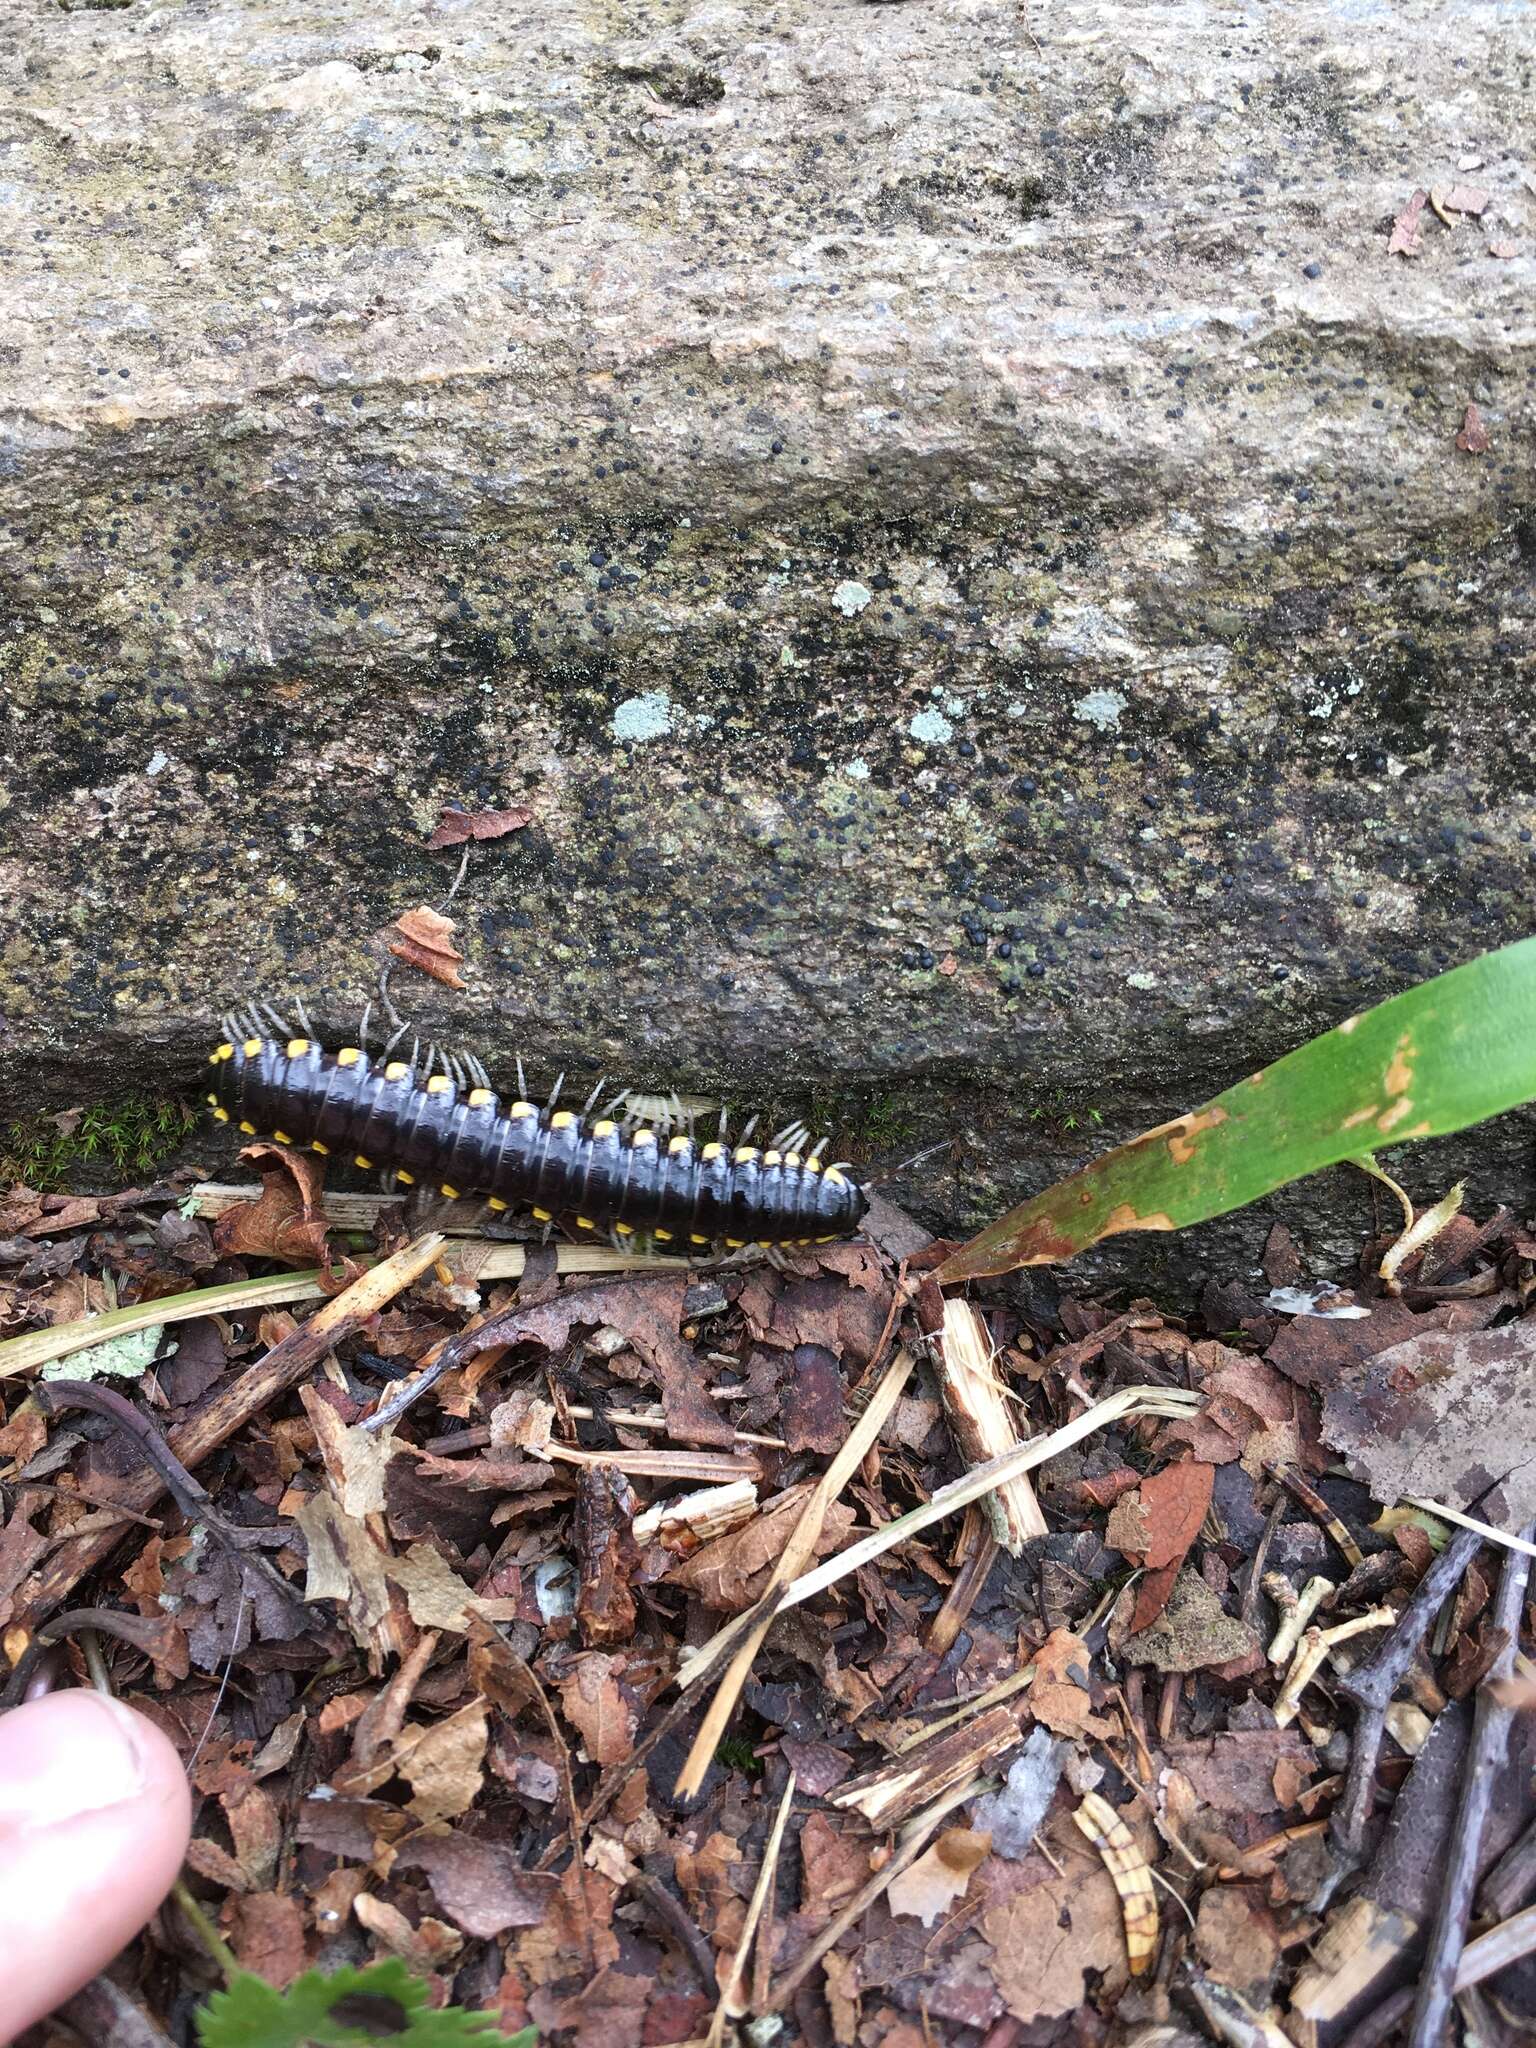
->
xmin=206 ymin=1033 xmax=869 ymax=1249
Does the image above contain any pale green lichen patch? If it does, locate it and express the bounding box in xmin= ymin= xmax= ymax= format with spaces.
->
xmin=609 ymin=691 xmax=675 ymax=743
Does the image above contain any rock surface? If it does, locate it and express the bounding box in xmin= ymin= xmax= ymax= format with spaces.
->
xmin=1 ymin=0 xmax=1533 ymax=1277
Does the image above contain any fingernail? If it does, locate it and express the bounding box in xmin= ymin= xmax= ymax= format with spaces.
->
xmin=0 ymin=1692 xmax=152 ymax=1831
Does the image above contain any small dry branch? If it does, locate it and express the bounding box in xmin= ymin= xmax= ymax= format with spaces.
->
xmin=935 ymin=1298 xmax=1047 ymax=1552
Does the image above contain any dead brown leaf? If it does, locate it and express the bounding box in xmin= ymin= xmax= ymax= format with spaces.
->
xmin=1430 ymin=182 xmax=1490 ymax=221
xmin=1322 ymin=1316 xmax=1536 ymax=1525
xmin=574 ymin=1463 xmax=640 ymax=1646
xmin=397 ymin=1700 xmax=489 ymax=1823
xmin=983 ymin=1866 xmax=1130 ymax=2021
xmin=426 ymin=804 xmax=533 ymax=849
xmin=558 ymin=1651 xmax=638 ymax=1764
xmin=1028 ymin=1628 xmax=1111 ymax=1738
xmin=669 ymin=1485 xmax=856 ymax=1611
xmin=1456 ymin=402 xmax=1491 ymax=454
xmin=1195 ymin=1883 xmax=1284 ymax=1999
xmin=782 ymin=1342 xmax=846 ymax=1454
xmin=398 ymin=1832 xmax=558 ymax=1936
xmin=463 ymin=1276 xmax=734 ymax=1447
xmin=229 ymin=1892 xmax=308 ymax=1987
xmin=888 ymin=1827 xmax=992 ymax=1927
xmin=389 ymin=905 xmax=467 ymax=990
xmin=1387 ymin=187 xmax=1428 ymax=255
xmin=213 ymin=1143 xmax=332 ymax=1268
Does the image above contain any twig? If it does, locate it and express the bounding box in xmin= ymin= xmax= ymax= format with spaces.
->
xmin=0 ymin=1607 xmax=176 ymax=1709
xmin=171 ymin=1880 xmax=241 ymax=1986
xmin=0 ymin=1233 xmax=674 ymax=1382
xmin=764 ymin=1774 xmax=988 ymax=2010
xmin=1239 ymin=1486 xmax=1289 ymax=1630
xmin=500 ymin=1634 xmax=595 ymax=1973
xmin=1456 ymin=1899 xmax=1536 ymax=1991
xmin=12 ymin=1233 xmax=450 ymax=1631
xmin=1330 ymin=1525 xmax=1483 ymax=1861
xmin=1406 ymin=1518 xmax=1534 ymax=2047
xmin=672 ymin=1346 xmax=917 ymax=1797
xmin=1267 ymin=1463 xmax=1364 ymax=1567
xmin=34 ymin=1380 xmax=305 ymax=1615
xmin=711 ymin=1384 xmax=1201 ymax=1638
xmin=710 ymin=1771 xmax=797 ymax=2038
xmin=629 ymin=1871 xmax=718 ymax=1992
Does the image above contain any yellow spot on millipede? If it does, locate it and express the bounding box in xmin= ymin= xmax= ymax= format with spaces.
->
xmin=206 ymin=1093 xmax=219 ymax=1107
xmin=510 ymin=1100 xmax=535 ymax=1119
xmin=691 ymin=1233 xmax=708 ymax=1245
xmin=239 ymin=1120 xmax=256 ymax=1135
xmin=396 ymin=1169 xmax=415 ymax=1185
xmin=550 ymin=1109 xmax=576 ymax=1128
xmin=468 ymin=1088 xmax=494 ymax=1108
xmin=733 ymin=1145 xmax=758 ymax=1164
xmin=272 ymin=1130 xmax=293 ymax=1146
xmin=487 ymin=1196 xmax=508 ymax=1212
xmin=531 ymin=1205 xmax=552 ymax=1222
xmin=668 ymin=1134 xmax=690 ymax=1154
xmin=632 ymin=1129 xmax=657 ymax=1146
xmin=385 ymin=1061 xmax=410 ymax=1081
xmin=592 ymin=1118 xmax=617 ymax=1138
xmin=615 ymin=1222 xmax=634 ymax=1236
xmin=337 ymin=1047 xmax=361 ymax=1067
xmin=785 ymin=1151 xmax=802 ymax=1168
xmin=701 ymin=1141 xmax=724 ymax=1161
xmin=725 ymin=1236 xmax=744 ymax=1248
xmin=312 ymin=1141 xmax=329 ymax=1154
xmin=440 ymin=1184 xmax=461 ymax=1199
xmin=577 ymin=1216 xmax=595 ymax=1229
xmin=286 ymin=1038 xmax=310 ymax=1058
xmin=654 ymin=1228 xmax=673 ymax=1241
xmin=242 ymin=1037 xmax=262 ymax=1057
xmin=355 ymin=1154 xmax=373 ymax=1168
xmin=427 ymin=1075 xmax=452 ymax=1095
xmin=762 ymin=1150 xmax=781 ymax=1167
xmin=212 ymin=1108 xmax=230 ymax=1123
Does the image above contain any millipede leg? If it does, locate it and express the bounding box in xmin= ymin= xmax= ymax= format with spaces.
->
xmin=293 ymin=995 xmax=315 ymax=1039
xmin=357 ymin=1000 xmax=373 ymax=1052
xmin=260 ymin=998 xmax=292 ymax=1037
xmin=580 ymin=1075 xmax=610 ymax=1118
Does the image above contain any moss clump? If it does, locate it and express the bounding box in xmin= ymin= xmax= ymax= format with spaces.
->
xmin=0 ymin=1095 xmax=194 ymax=1190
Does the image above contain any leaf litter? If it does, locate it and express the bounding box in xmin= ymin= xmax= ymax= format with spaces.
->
xmin=0 ymin=1155 xmax=1534 ymax=2043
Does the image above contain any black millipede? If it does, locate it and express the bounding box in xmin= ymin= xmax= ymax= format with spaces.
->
xmin=205 ymin=1004 xmax=870 ymax=1251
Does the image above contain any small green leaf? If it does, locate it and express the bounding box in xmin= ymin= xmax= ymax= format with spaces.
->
xmin=195 ymin=1961 xmax=531 ymax=2048
xmin=940 ymin=936 xmax=1536 ymax=1283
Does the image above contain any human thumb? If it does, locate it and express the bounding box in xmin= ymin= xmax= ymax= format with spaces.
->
xmin=0 ymin=1690 xmax=192 ymax=2039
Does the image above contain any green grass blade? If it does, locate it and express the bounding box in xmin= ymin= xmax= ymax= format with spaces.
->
xmin=937 ymin=935 xmax=1536 ymax=1285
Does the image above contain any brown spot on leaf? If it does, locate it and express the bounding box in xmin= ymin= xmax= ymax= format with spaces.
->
xmin=1164 ymin=1104 xmax=1229 ymax=1166
xmin=1383 ymin=1035 xmax=1414 ymax=1096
